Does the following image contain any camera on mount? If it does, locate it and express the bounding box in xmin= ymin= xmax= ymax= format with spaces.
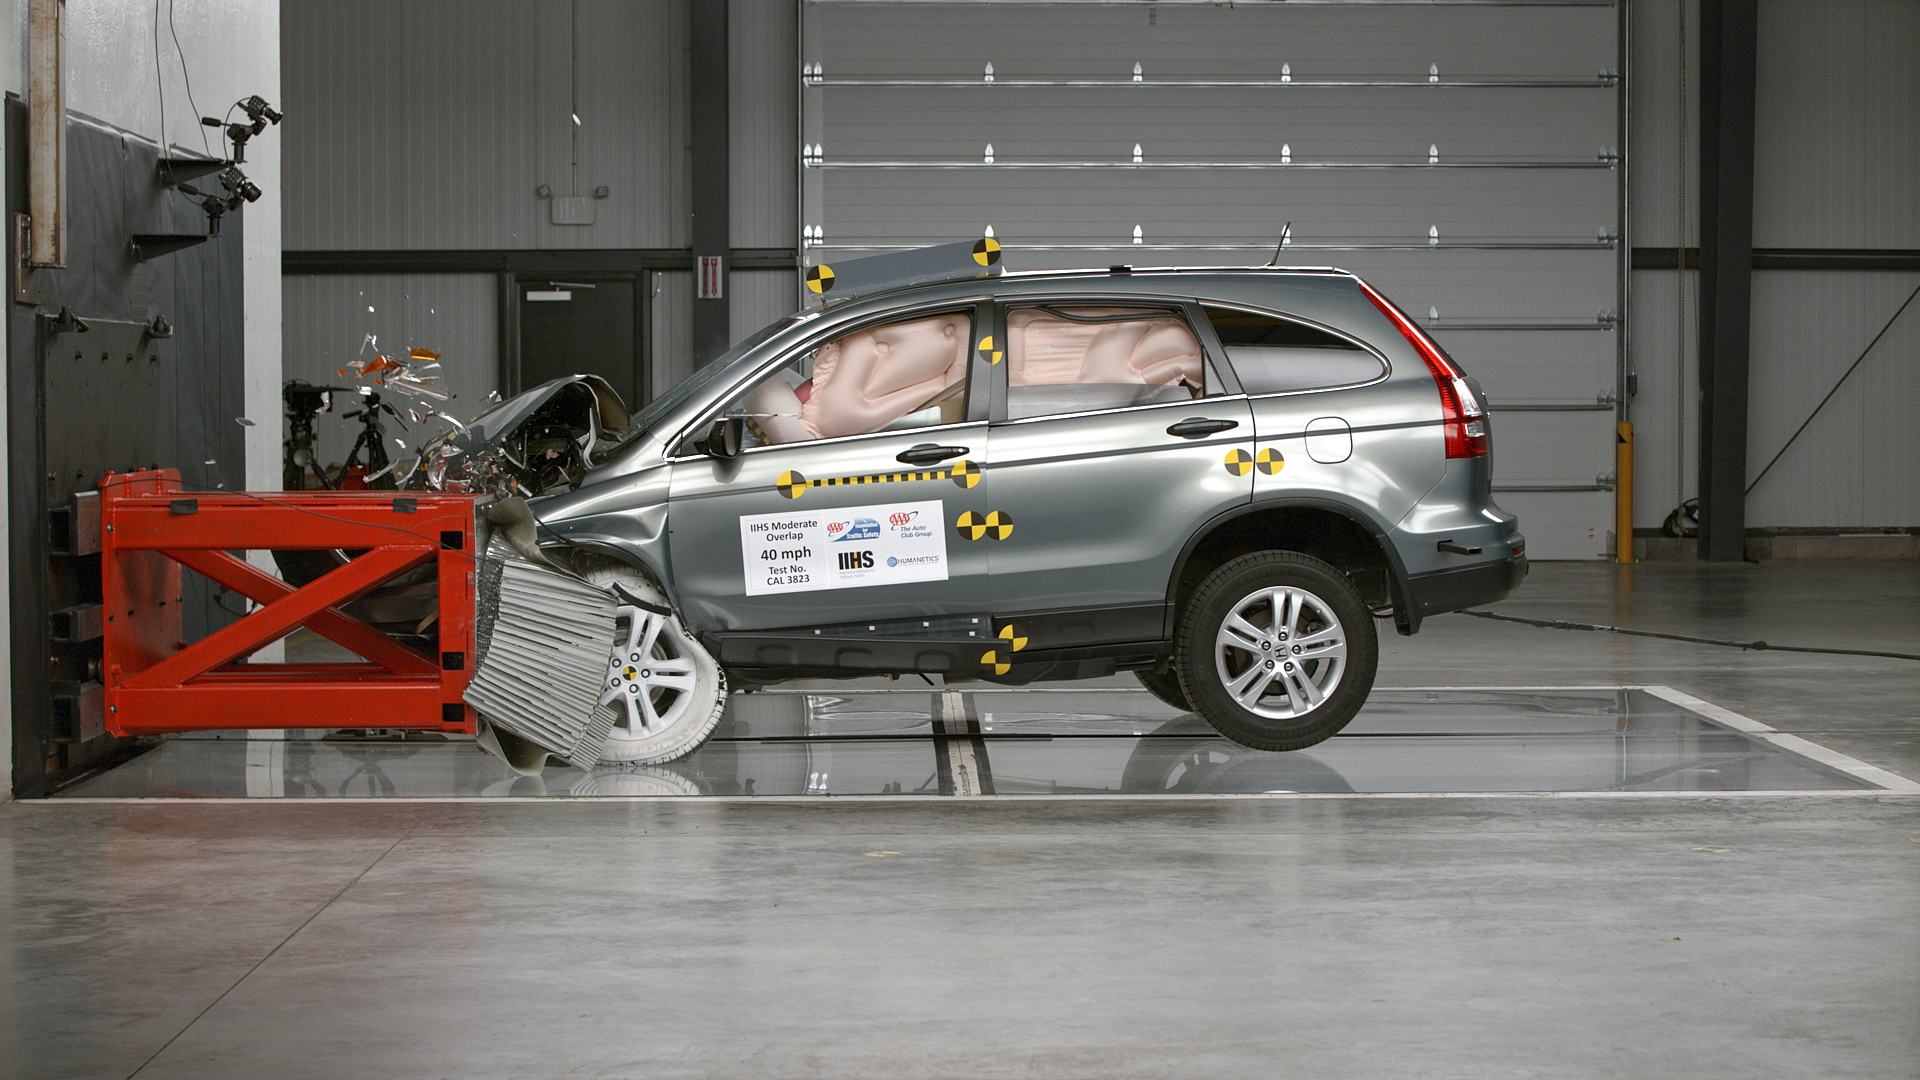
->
xmin=219 ymin=166 xmax=262 ymax=204
xmin=201 ymin=94 xmax=283 ymax=164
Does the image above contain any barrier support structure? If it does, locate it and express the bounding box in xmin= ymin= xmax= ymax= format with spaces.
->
xmin=98 ymin=469 xmax=478 ymax=735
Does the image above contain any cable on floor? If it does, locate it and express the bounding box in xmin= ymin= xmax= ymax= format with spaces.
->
xmin=1457 ymin=609 xmax=1920 ymax=662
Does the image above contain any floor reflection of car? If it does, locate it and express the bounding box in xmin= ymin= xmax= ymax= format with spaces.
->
xmin=1118 ymin=719 xmax=1356 ymax=794
xmin=426 ymin=244 xmax=1527 ymax=770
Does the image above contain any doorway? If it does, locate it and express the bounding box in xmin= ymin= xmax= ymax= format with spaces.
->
xmin=509 ymin=274 xmax=645 ymax=409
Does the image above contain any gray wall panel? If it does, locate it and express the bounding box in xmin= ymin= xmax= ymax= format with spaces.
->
xmin=651 ymin=270 xmax=697 ymax=409
xmin=283 ymin=0 xmax=688 ymax=251
xmin=1753 ymin=0 xmax=1919 ymax=249
xmin=1744 ymin=270 xmax=1920 ymax=527
xmin=817 ymin=170 xmax=1619 ymax=250
xmin=811 ymin=3 xmax=1615 ymax=79
xmin=730 ymin=269 xmax=801 ymax=343
xmin=733 ymin=0 xmax=800 ymax=248
xmin=821 ymin=88 xmax=1616 ymax=161
xmin=1625 ymin=268 xmax=1700 ymax=531
xmin=281 ymin=275 xmax=499 ymax=470
xmin=1628 ymin=0 xmax=1700 ymax=248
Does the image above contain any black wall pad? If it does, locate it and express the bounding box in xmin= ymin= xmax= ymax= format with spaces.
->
xmin=6 ymin=99 xmax=245 ymax=796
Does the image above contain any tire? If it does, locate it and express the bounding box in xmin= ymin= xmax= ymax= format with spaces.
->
xmin=1134 ymin=667 xmax=1193 ymax=712
xmin=579 ymin=563 xmax=729 ymax=765
xmin=1176 ymin=551 xmax=1377 ymax=753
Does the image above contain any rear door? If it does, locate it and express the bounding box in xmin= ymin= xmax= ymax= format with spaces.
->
xmin=983 ymin=301 xmax=1254 ymax=651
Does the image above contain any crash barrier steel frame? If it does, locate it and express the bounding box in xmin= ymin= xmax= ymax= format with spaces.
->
xmin=98 ymin=469 xmax=478 ymax=736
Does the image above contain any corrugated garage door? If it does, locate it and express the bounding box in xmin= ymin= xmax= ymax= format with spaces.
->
xmin=800 ymin=0 xmax=1625 ymax=560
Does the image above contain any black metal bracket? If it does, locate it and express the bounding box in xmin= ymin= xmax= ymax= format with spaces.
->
xmin=130 ymin=234 xmax=212 ymax=263
xmin=157 ymin=156 xmax=229 ymax=187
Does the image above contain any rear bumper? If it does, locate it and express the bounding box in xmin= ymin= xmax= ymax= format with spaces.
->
xmin=1405 ymin=554 xmax=1528 ymax=619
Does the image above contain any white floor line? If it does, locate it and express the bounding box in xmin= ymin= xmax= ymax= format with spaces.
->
xmin=1642 ymin=685 xmax=1920 ymax=793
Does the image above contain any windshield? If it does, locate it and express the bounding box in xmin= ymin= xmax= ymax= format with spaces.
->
xmin=616 ymin=316 xmax=801 ymax=447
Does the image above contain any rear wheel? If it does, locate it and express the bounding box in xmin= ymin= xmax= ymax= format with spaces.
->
xmin=579 ymin=564 xmax=728 ymax=765
xmin=1176 ymin=551 xmax=1377 ymax=752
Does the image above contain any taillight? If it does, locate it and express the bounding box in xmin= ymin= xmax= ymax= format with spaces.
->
xmin=1357 ymin=279 xmax=1488 ymax=459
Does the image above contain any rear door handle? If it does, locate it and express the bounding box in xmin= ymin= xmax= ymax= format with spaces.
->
xmin=896 ymin=444 xmax=970 ymax=465
xmin=1166 ymin=418 xmax=1239 ymax=438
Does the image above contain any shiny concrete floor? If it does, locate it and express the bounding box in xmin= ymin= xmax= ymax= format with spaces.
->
xmin=52 ymin=688 xmax=1888 ymax=799
xmin=3 ymin=561 xmax=1918 ymax=1079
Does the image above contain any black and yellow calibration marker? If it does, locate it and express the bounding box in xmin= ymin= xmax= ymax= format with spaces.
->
xmin=776 ymin=461 xmax=980 ymax=500
xmin=948 ymin=459 xmax=981 ymax=488
xmin=955 ymin=510 xmax=1014 ymax=540
xmin=972 ymin=237 xmax=1001 ymax=266
xmin=805 ymin=264 xmax=835 ymax=294
xmin=978 ymin=334 xmax=1003 ymax=365
xmin=1224 ymin=447 xmax=1285 ymax=476
xmin=981 ymin=623 xmax=1026 ymax=673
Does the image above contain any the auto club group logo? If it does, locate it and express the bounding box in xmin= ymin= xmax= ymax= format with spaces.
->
xmin=889 ymin=510 xmax=917 ymax=527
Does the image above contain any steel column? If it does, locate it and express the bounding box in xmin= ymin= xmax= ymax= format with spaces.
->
xmin=690 ymin=0 xmax=730 ymax=365
xmin=1695 ymin=0 xmax=1757 ymax=562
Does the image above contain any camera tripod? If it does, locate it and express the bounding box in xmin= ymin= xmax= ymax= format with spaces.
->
xmin=282 ymin=381 xmax=404 ymax=491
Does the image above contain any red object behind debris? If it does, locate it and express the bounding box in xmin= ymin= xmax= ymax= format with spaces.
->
xmin=98 ymin=469 xmax=478 ymax=735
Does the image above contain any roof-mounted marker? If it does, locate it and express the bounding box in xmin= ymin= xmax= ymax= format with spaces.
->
xmin=805 ymin=239 xmax=1003 ymax=305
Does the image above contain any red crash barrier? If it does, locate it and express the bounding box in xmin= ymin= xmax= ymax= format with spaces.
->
xmin=98 ymin=469 xmax=478 ymax=735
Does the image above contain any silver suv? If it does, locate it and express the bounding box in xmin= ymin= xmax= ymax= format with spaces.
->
xmin=442 ymin=248 xmax=1527 ymax=766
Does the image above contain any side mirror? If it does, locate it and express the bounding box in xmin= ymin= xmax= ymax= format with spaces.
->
xmin=704 ymin=417 xmax=744 ymax=459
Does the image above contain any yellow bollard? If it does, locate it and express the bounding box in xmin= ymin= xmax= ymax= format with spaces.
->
xmin=1615 ymin=421 xmax=1636 ymax=564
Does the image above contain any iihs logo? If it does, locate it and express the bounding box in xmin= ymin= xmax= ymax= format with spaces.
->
xmin=838 ymin=550 xmax=875 ymax=570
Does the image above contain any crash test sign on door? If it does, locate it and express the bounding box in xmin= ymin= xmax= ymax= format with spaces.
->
xmin=740 ymin=499 xmax=949 ymax=595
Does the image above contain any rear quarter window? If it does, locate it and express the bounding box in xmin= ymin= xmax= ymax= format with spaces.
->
xmin=1205 ymin=306 xmax=1386 ymax=394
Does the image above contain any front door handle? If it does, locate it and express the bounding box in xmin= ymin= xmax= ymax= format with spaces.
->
xmin=896 ymin=444 xmax=970 ymax=465
xmin=1166 ymin=417 xmax=1239 ymax=438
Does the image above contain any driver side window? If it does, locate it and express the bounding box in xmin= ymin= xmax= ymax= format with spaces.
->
xmin=715 ymin=311 xmax=972 ymax=450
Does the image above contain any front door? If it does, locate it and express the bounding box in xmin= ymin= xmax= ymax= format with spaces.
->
xmin=667 ymin=305 xmax=994 ymax=637
xmin=984 ymin=302 xmax=1255 ymax=650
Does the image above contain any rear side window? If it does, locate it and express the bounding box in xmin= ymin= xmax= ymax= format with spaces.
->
xmin=1205 ymin=306 xmax=1385 ymax=394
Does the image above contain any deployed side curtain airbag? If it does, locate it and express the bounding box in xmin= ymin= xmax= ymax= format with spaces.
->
xmin=1006 ymin=309 xmax=1203 ymax=388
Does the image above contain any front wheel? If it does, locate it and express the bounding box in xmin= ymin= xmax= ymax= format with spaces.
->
xmin=1176 ymin=551 xmax=1378 ymax=752
xmin=580 ymin=564 xmax=728 ymax=765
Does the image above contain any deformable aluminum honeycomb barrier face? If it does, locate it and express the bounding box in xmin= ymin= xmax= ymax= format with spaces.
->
xmin=51 ymin=688 xmax=1916 ymax=800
